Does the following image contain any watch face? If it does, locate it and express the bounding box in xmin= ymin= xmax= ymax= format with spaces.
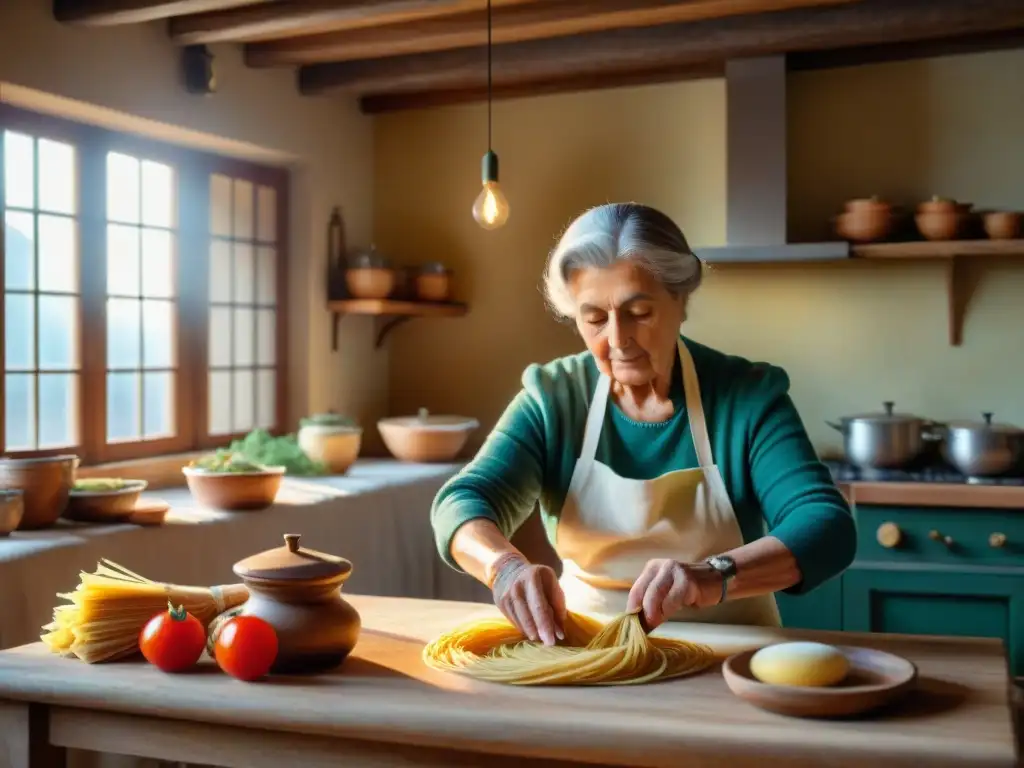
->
xmin=709 ymin=555 xmax=737 ymax=576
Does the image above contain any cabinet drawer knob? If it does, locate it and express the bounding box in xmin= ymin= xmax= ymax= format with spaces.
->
xmin=929 ymin=529 xmax=954 ymax=546
xmin=876 ymin=522 xmax=902 ymax=549
xmin=989 ymin=532 xmax=1008 ymax=549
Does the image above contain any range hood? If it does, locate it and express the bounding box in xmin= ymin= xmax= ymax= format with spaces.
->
xmin=693 ymin=56 xmax=850 ymax=264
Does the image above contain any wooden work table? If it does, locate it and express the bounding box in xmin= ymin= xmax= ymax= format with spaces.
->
xmin=0 ymin=596 xmax=1018 ymax=768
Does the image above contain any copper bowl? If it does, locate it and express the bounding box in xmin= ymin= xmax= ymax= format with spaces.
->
xmin=0 ymin=490 xmax=24 ymax=536
xmin=0 ymin=455 xmax=78 ymax=530
xmin=182 ymin=466 xmax=285 ymax=511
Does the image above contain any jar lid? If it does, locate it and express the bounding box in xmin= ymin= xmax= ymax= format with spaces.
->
xmin=233 ymin=533 xmax=353 ymax=582
xmin=348 ymin=245 xmax=389 ymax=269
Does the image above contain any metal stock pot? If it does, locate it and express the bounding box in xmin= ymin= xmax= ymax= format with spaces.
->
xmin=939 ymin=412 xmax=1024 ymax=478
xmin=827 ymin=401 xmax=938 ymax=469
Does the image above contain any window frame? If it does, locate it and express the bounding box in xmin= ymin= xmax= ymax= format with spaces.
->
xmin=0 ymin=103 xmax=289 ymax=464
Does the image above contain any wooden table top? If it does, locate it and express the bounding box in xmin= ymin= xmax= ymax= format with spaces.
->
xmin=0 ymin=595 xmax=1016 ymax=768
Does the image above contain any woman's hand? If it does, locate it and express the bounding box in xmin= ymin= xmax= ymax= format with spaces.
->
xmin=490 ymin=554 xmax=567 ymax=646
xmin=626 ymin=559 xmax=723 ymax=631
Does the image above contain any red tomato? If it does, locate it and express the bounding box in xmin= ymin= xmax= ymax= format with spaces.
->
xmin=214 ymin=615 xmax=278 ymax=681
xmin=139 ymin=602 xmax=206 ymax=673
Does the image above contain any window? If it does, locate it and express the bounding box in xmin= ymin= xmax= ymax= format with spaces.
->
xmin=0 ymin=105 xmax=288 ymax=463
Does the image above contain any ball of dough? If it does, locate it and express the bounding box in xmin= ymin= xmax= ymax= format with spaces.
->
xmin=749 ymin=642 xmax=850 ymax=687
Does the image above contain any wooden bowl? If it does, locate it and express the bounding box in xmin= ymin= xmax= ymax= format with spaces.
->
xmin=0 ymin=490 xmax=24 ymax=536
xmin=64 ymin=479 xmax=148 ymax=523
xmin=0 ymin=455 xmax=79 ymax=530
xmin=722 ymin=645 xmax=917 ymax=718
xmin=182 ymin=466 xmax=285 ymax=511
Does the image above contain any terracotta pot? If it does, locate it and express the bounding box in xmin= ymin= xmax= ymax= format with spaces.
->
xmin=0 ymin=490 xmax=24 ymax=536
xmin=915 ymin=211 xmax=962 ymax=241
xmin=298 ymin=422 xmax=362 ymax=474
xmin=232 ymin=533 xmax=361 ymax=674
xmin=415 ymin=262 xmax=452 ymax=302
xmin=0 ymin=455 xmax=78 ymax=530
xmin=378 ymin=408 xmax=479 ymax=463
xmin=345 ymin=267 xmax=395 ymax=299
xmin=182 ymin=466 xmax=284 ymax=511
xmin=983 ymin=211 xmax=1021 ymax=240
xmin=64 ymin=479 xmax=148 ymax=523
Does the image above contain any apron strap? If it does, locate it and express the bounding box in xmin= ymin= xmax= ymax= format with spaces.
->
xmin=678 ymin=339 xmax=716 ymax=469
xmin=580 ymin=374 xmax=611 ymax=462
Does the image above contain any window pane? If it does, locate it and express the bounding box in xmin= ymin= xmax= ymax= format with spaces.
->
xmin=107 ymin=371 xmax=140 ymax=441
xmin=232 ymin=369 xmax=254 ymax=432
xmin=233 ymin=242 xmax=254 ymax=303
xmin=38 ymin=373 xmax=77 ymax=448
xmin=4 ymin=373 xmax=34 ymax=450
xmin=210 ymin=174 xmax=232 ymax=238
xmin=256 ymin=246 xmax=276 ymax=306
xmin=38 ymin=139 xmax=75 ymax=215
xmin=108 ymin=224 xmax=141 ymax=296
xmin=209 ymin=307 xmax=232 ymax=367
xmin=38 ymin=214 xmax=78 ymax=293
xmin=209 ymin=239 xmax=231 ymax=303
xmin=107 ymin=298 xmax=141 ymax=369
xmin=107 ymin=152 xmax=140 ymax=224
xmin=256 ymin=309 xmax=275 ymax=366
xmin=143 ymin=371 xmax=173 ymax=438
xmin=4 ymin=131 xmax=34 ymax=209
xmin=4 ymin=211 xmax=34 ymax=291
xmin=38 ymin=295 xmax=77 ymax=370
xmin=257 ymin=369 xmax=275 ymax=429
xmin=233 ymin=179 xmax=253 ymax=239
xmin=141 ymin=160 xmax=173 ymax=228
xmin=257 ymin=185 xmax=276 ymax=243
xmin=5 ymin=293 xmax=35 ymax=370
xmin=233 ymin=307 xmax=254 ymax=366
xmin=142 ymin=299 xmax=173 ymax=369
xmin=208 ymin=371 xmax=231 ymax=435
xmin=141 ymin=228 xmax=174 ymax=298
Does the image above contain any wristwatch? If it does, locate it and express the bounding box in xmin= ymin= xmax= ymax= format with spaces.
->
xmin=704 ymin=554 xmax=738 ymax=605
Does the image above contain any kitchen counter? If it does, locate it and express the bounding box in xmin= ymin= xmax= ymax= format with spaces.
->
xmin=0 ymin=596 xmax=1017 ymax=768
xmin=839 ymin=480 xmax=1024 ymax=509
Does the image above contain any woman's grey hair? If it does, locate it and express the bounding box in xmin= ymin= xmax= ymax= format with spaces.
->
xmin=543 ymin=203 xmax=704 ymax=319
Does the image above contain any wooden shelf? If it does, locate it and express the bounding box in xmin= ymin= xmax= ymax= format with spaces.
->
xmin=328 ymin=299 xmax=468 ymax=350
xmin=851 ymin=239 xmax=1024 ymax=347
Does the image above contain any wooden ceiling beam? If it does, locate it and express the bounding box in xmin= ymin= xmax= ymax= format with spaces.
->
xmin=167 ymin=0 xmax=534 ymax=45
xmin=53 ymin=0 xmax=268 ymax=26
xmin=245 ymin=0 xmax=856 ymax=67
xmin=360 ymin=61 xmax=725 ymax=113
xmin=299 ymin=0 xmax=1024 ymax=96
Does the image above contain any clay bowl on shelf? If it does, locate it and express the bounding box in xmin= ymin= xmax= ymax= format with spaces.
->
xmin=722 ymin=645 xmax=917 ymax=718
xmin=415 ymin=262 xmax=453 ymax=302
xmin=0 ymin=455 xmax=79 ymax=530
xmin=378 ymin=408 xmax=480 ymax=463
xmin=982 ymin=211 xmax=1021 ymax=240
xmin=835 ymin=197 xmax=894 ymax=243
xmin=63 ymin=478 xmax=149 ymax=524
xmin=0 ymin=490 xmax=24 ymax=536
xmin=345 ymin=267 xmax=395 ymax=299
xmin=182 ymin=466 xmax=286 ymax=511
xmin=915 ymin=197 xmax=969 ymax=241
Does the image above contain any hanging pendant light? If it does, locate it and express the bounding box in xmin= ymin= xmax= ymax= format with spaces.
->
xmin=471 ymin=0 xmax=510 ymax=230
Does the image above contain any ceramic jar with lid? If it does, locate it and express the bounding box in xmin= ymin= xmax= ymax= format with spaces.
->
xmin=415 ymin=262 xmax=452 ymax=302
xmin=232 ymin=533 xmax=361 ymax=674
xmin=345 ymin=246 xmax=395 ymax=299
xmin=835 ymin=196 xmax=893 ymax=243
xmin=297 ymin=412 xmax=362 ymax=475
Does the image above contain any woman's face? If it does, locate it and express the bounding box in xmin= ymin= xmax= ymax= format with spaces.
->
xmin=569 ymin=260 xmax=686 ymax=387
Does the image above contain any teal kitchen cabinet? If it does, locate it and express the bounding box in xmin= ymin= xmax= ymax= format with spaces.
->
xmin=777 ymin=501 xmax=1024 ymax=676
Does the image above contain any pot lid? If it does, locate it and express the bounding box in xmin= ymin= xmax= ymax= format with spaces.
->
xmin=348 ymin=244 xmax=389 ymax=269
xmin=378 ymin=407 xmax=479 ymax=432
xmin=419 ymin=261 xmax=449 ymax=274
xmin=233 ymin=533 xmax=352 ymax=582
xmin=841 ymin=401 xmax=923 ymax=423
xmin=946 ymin=412 xmax=1022 ymax=434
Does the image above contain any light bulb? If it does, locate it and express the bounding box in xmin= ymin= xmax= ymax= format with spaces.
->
xmin=472 ymin=149 xmax=510 ymax=230
xmin=472 ymin=181 xmax=510 ymax=230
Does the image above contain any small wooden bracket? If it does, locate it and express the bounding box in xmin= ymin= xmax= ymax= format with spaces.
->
xmin=944 ymin=255 xmax=979 ymax=347
xmin=374 ymin=316 xmax=412 ymax=348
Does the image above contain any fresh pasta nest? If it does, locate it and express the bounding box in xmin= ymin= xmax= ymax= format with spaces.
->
xmin=422 ymin=610 xmax=717 ymax=686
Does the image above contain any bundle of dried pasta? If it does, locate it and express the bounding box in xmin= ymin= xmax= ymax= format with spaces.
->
xmin=41 ymin=560 xmax=249 ymax=664
xmin=422 ymin=610 xmax=717 ymax=686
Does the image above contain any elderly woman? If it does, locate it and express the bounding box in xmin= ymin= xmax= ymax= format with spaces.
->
xmin=431 ymin=203 xmax=856 ymax=645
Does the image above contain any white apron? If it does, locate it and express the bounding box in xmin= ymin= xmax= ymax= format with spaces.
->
xmin=555 ymin=339 xmax=781 ymax=627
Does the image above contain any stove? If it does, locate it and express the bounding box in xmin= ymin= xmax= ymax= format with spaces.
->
xmin=822 ymin=459 xmax=1024 ymax=487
